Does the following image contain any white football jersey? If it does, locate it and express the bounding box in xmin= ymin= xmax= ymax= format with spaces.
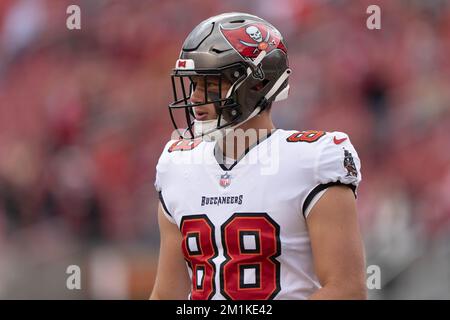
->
xmin=154 ymin=129 xmax=362 ymax=300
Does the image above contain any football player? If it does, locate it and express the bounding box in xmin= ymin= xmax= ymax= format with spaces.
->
xmin=150 ymin=13 xmax=367 ymax=300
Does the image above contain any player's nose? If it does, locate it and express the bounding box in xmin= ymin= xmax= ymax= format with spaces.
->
xmin=190 ymin=87 xmax=204 ymax=104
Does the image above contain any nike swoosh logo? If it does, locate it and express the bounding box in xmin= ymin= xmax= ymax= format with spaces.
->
xmin=333 ymin=136 xmax=348 ymax=145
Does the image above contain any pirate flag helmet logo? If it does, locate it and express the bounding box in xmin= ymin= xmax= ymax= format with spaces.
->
xmin=220 ymin=22 xmax=287 ymax=79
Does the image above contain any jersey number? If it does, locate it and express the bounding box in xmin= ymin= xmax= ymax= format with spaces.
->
xmin=168 ymin=139 xmax=202 ymax=152
xmin=180 ymin=213 xmax=281 ymax=300
xmin=287 ymin=130 xmax=325 ymax=143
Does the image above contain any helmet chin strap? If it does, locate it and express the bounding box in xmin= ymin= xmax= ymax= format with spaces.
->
xmin=265 ymin=68 xmax=291 ymax=101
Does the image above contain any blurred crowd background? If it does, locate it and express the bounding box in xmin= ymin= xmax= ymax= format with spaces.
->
xmin=0 ymin=0 xmax=449 ymax=299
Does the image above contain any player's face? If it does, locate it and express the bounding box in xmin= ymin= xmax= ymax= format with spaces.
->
xmin=190 ymin=76 xmax=231 ymax=121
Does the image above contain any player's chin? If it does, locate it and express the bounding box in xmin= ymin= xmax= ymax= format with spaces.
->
xmin=194 ymin=114 xmax=217 ymax=121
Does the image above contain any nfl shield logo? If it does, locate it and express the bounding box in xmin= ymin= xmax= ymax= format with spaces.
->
xmin=219 ymin=173 xmax=231 ymax=188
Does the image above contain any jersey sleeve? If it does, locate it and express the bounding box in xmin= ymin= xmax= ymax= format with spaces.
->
xmin=154 ymin=140 xmax=177 ymax=224
xmin=303 ymin=132 xmax=362 ymax=218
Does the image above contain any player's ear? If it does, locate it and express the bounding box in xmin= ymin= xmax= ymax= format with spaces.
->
xmin=251 ymin=79 xmax=270 ymax=92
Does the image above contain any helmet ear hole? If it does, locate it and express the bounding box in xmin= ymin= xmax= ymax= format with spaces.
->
xmin=251 ymin=79 xmax=270 ymax=92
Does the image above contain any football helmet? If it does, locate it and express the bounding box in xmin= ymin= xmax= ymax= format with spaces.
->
xmin=169 ymin=12 xmax=291 ymax=141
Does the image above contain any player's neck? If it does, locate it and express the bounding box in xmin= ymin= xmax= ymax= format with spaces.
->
xmin=219 ymin=111 xmax=276 ymax=160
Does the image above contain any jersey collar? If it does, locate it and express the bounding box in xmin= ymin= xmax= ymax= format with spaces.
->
xmin=213 ymin=129 xmax=279 ymax=171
